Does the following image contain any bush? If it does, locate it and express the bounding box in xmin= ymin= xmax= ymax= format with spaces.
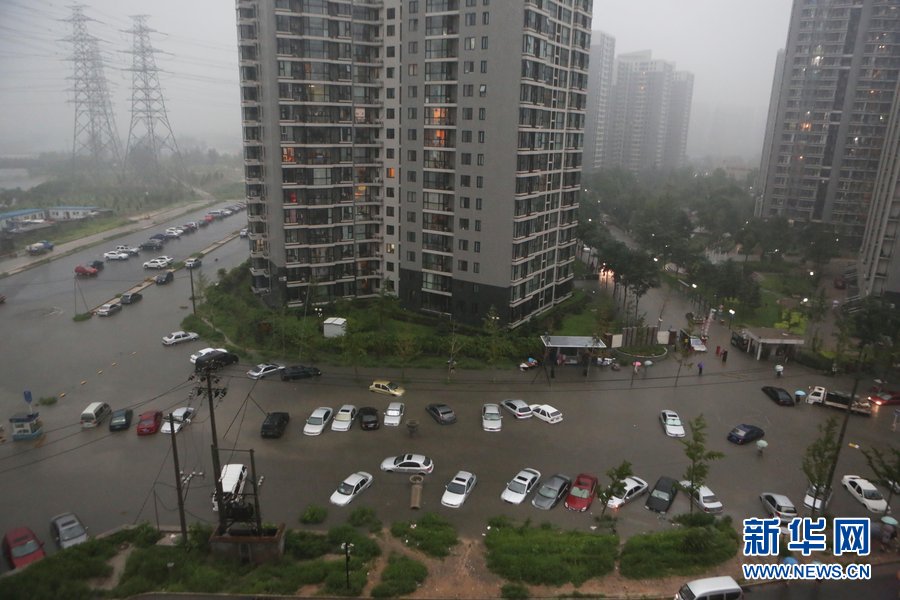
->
xmin=321 ymin=560 xmax=368 ymax=596
xmin=37 ymin=396 xmax=58 ymax=406
xmin=284 ymin=530 xmax=330 ymax=560
xmin=500 ymin=582 xmax=530 ymax=599
xmin=300 ymin=504 xmax=328 ymax=524
xmin=128 ymin=522 xmax=163 ymax=548
xmin=672 ymin=512 xmax=716 ymax=528
xmin=618 ymin=524 xmax=739 ymax=579
xmin=370 ymin=553 xmax=428 ymax=597
xmin=390 ymin=513 xmax=458 ymax=558
xmin=347 ymin=506 xmax=382 ymax=533
xmin=327 ymin=525 xmax=381 ymax=561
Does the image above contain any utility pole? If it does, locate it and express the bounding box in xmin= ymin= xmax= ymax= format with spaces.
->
xmin=201 ymin=363 xmax=226 ymax=533
xmin=188 ymin=266 xmax=196 ymax=315
xmin=167 ymin=412 xmax=188 ymax=541
xmin=249 ymin=449 xmax=263 ymax=533
xmin=822 ymin=350 xmax=866 ymax=507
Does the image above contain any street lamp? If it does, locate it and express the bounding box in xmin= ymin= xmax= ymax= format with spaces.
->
xmin=728 ymin=309 xmax=735 ymax=330
xmin=341 ymin=542 xmax=354 ymax=590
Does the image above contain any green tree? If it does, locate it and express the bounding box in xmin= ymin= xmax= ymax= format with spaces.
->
xmin=862 ymin=446 xmax=900 ymax=508
xmin=801 ymin=416 xmax=840 ymax=517
xmin=483 ymin=305 xmax=503 ymax=377
xmin=680 ymin=414 xmax=724 ymax=514
xmin=596 ymin=460 xmax=634 ymax=520
xmin=341 ymin=323 xmax=367 ymax=379
xmin=395 ymin=332 xmax=418 ymax=379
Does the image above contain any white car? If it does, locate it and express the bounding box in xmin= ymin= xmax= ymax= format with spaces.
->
xmin=165 ymin=227 xmax=183 ymax=237
xmin=501 ymin=468 xmax=541 ymax=504
xmin=331 ymin=404 xmax=358 ymax=432
xmin=441 ymin=470 xmax=477 ymax=508
xmin=380 ymin=453 xmax=434 ymax=474
xmin=689 ymin=337 xmax=707 ymax=352
xmin=760 ymin=492 xmax=798 ymax=523
xmin=482 ymin=403 xmax=502 ymax=431
xmin=329 ymin=471 xmax=374 ymax=506
xmin=239 ymin=228 xmax=249 ymax=238
xmin=115 ymin=245 xmax=140 ymax=256
xmin=184 ymin=257 xmax=202 ymax=269
xmin=803 ymin=483 xmax=833 ymax=512
xmin=189 ymin=347 xmax=227 ymax=364
xmin=383 ymin=402 xmax=405 ymax=426
xmin=143 ymin=256 xmax=174 ymax=269
xmin=103 ymin=251 xmax=129 ymax=261
xmin=500 ymin=399 xmax=533 ymax=419
xmin=160 ymin=407 xmax=195 ymax=434
xmin=162 ymin=331 xmax=199 ymax=346
xmin=303 ymin=407 xmax=334 ymax=436
xmin=842 ymin=475 xmax=891 ymax=513
xmin=96 ymin=302 xmax=121 ymax=317
xmin=606 ymin=476 xmax=649 ymax=509
xmin=529 ymin=404 xmax=563 ymax=424
xmin=659 ymin=410 xmax=686 ymax=437
xmin=679 ymin=481 xmax=724 ymax=513
xmin=247 ymin=363 xmax=284 ymax=380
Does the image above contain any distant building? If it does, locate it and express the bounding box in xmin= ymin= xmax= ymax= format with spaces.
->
xmin=584 ymin=31 xmax=615 ymax=172
xmin=757 ymin=0 xmax=900 ymax=241
xmin=755 ymin=49 xmax=785 ymax=215
xmin=0 ymin=208 xmax=46 ymax=232
xmin=663 ymin=71 xmax=694 ymax=170
xmin=46 ymin=206 xmax=98 ymax=221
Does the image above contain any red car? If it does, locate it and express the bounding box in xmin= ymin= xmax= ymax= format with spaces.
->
xmin=564 ymin=473 xmax=599 ymax=512
xmin=74 ymin=265 xmax=98 ymax=277
xmin=2 ymin=527 xmax=46 ymax=569
xmin=868 ymin=390 xmax=900 ymax=406
xmin=137 ymin=410 xmax=163 ymax=435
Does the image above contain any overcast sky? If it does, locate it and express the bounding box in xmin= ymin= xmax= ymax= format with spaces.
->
xmin=0 ymin=0 xmax=793 ymax=163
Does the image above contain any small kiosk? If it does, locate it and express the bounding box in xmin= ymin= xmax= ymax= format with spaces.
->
xmin=9 ymin=412 xmax=44 ymax=441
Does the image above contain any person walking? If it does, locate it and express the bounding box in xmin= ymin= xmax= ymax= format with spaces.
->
xmin=721 ymin=350 xmax=728 ymax=364
xmin=698 ymin=362 xmax=704 ymax=376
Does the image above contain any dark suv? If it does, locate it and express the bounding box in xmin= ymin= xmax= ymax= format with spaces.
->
xmin=281 ymin=365 xmax=322 ymax=380
xmin=645 ymin=476 xmax=678 ymax=513
xmin=194 ymin=350 xmax=239 ymax=372
xmin=260 ymin=412 xmax=290 ymax=438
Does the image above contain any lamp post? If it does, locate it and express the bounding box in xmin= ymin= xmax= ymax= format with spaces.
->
xmin=728 ymin=309 xmax=735 ymax=330
xmin=341 ymin=542 xmax=354 ymax=590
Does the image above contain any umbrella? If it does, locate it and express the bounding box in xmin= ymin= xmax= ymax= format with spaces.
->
xmin=781 ymin=556 xmax=798 ymax=565
xmin=881 ymin=516 xmax=899 ymax=526
xmin=756 ymin=440 xmax=769 ymax=450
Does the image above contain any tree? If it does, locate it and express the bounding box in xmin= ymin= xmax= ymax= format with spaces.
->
xmin=341 ymin=324 xmax=367 ymax=379
xmin=596 ymin=460 xmax=633 ymax=520
xmin=483 ymin=305 xmax=503 ymax=377
xmin=862 ymin=445 xmax=900 ymax=509
xmin=394 ymin=332 xmax=418 ymax=379
xmin=801 ymin=416 xmax=840 ymax=517
xmin=680 ymin=415 xmax=724 ymax=514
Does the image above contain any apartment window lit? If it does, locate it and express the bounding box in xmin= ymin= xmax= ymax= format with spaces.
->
xmin=386 ymin=243 xmax=396 ymax=253
xmin=386 ymin=167 xmax=396 ymax=178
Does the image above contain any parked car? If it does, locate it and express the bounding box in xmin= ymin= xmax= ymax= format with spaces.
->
xmin=189 ymin=347 xmax=228 ymax=364
xmin=108 ymin=408 xmax=133 ymax=432
xmin=383 ymin=402 xmax=405 ymax=426
xmin=115 ymin=245 xmax=140 ymax=256
xmin=802 ymin=483 xmax=833 ymax=512
xmin=606 ymin=476 xmax=649 ymax=509
xmin=74 ymin=265 xmax=98 ymax=277
xmin=679 ymin=481 xmax=724 ymax=513
xmin=380 ymin=453 xmax=434 ymax=474
xmin=500 ymin=399 xmax=533 ymax=419
xmin=760 ymin=492 xmax=798 ymax=522
xmin=239 ymin=228 xmax=249 ymax=238
xmin=441 ymin=471 xmax=477 ymax=508
xmin=149 ymin=233 xmax=167 ymax=241
xmin=358 ymin=406 xmax=379 ymax=430
xmin=659 ymin=409 xmax=686 ymax=437
xmin=193 ymin=349 xmax=239 ymax=370
xmin=160 ymin=407 xmax=195 ymax=434
xmin=103 ymin=251 xmax=129 ymax=261
xmin=281 ymin=365 xmax=321 ymax=380
xmin=184 ymin=257 xmax=202 ymax=269
xmin=88 ymin=260 xmax=105 ymax=270
xmin=762 ymin=386 xmax=795 ymax=406
xmin=426 ymin=403 xmax=457 ymax=425
xmin=247 ymin=363 xmax=284 ymax=380
xmin=143 ymin=256 xmax=174 ymax=269
xmin=501 ymin=468 xmax=541 ymax=504
xmin=120 ymin=291 xmax=142 ymax=305
xmin=369 ymin=380 xmax=405 ymax=396
xmin=2 ymin=527 xmax=45 ymax=569
xmin=155 ymin=270 xmax=174 ymax=285
xmin=727 ymin=423 xmax=765 ymax=445
xmin=564 ymin=473 xmax=598 ymax=512
xmin=645 ymin=476 xmax=679 ymax=513
xmin=530 ymin=404 xmax=563 ymax=424
xmin=481 ymin=403 xmax=502 ymax=432
xmin=331 ymin=404 xmax=359 ymax=432
xmin=136 ymin=411 xmax=163 ymax=435
xmin=842 ymin=475 xmax=891 ymax=513
xmin=49 ymin=513 xmax=89 ymax=549
xmin=532 ymin=474 xmax=571 ymax=510
xmin=330 ymin=471 xmax=374 ymax=506
xmin=140 ymin=239 xmax=164 ymax=251
xmin=163 ymin=331 xmax=199 ymax=346
xmin=868 ymin=390 xmax=900 ymax=406
xmin=260 ymin=412 xmax=290 ymax=438
xmin=303 ymin=407 xmax=334 ymax=436
xmin=96 ymin=302 xmax=121 ymax=317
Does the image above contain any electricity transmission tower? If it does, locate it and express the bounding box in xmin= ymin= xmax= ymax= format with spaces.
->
xmin=65 ymin=4 xmax=122 ymax=167
xmin=123 ymin=15 xmax=181 ymax=171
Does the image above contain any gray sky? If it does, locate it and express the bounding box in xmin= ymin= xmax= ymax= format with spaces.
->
xmin=0 ymin=0 xmax=793 ymax=162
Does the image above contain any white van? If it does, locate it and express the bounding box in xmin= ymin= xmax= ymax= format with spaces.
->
xmin=80 ymin=402 xmax=112 ymax=428
xmin=212 ymin=463 xmax=248 ymax=512
xmin=674 ymin=576 xmax=742 ymax=600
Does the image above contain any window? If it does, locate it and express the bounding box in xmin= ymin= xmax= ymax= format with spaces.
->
xmin=475 ymin=219 xmax=481 ymax=230
xmin=458 ymin=239 xmax=469 ymax=251
xmin=407 ymin=191 xmax=417 ymax=202
xmin=408 ymin=41 xmax=418 ymax=53
xmin=386 ymin=206 xmax=395 ymax=217
xmin=407 ymin=170 xmax=417 ymax=182
xmin=477 ymin=154 xmax=484 ymax=165
xmin=478 ymin=131 xmax=485 ymax=143
xmin=407 ymin=251 xmax=416 ymax=261
xmin=460 ymin=175 xmax=471 ymax=187
xmin=407 ymin=231 xmax=416 ymax=242
xmin=483 ymin=11 xmax=489 ymax=24
xmin=386 ymin=225 xmax=395 ymax=235
xmin=387 ymin=67 xmax=395 ymax=78
xmin=462 ymin=130 xmax=472 ymax=142
xmin=464 ymin=61 xmax=474 ymax=73
xmin=461 ymin=153 xmax=472 ymax=165
xmin=458 ymin=260 xmax=468 ymax=271
xmin=387 ymin=7 xmax=396 ymax=18
xmin=479 ymin=107 xmax=486 ymax=120
xmin=409 ymin=0 xmax=418 ymax=13
xmin=407 ymin=149 xmax=417 ymax=161
xmin=387 ymin=167 xmax=396 ymax=178
xmin=474 ymin=241 xmax=481 ymax=252
xmin=408 ymin=64 xmax=418 ymax=76
xmin=387 ymin=24 xmax=395 ymax=36
xmin=408 ymin=128 xmax=417 ymax=140
xmin=463 ymin=107 xmax=473 ymax=119
xmin=460 ymin=196 xmax=470 ymax=208
xmin=407 ymin=107 xmax=417 ymax=119
xmin=475 ymin=197 xmax=482 ymax=209
xmin=408 ymin=85 xmax=418 ymax=97
xmin=465 ymin=12 xmax=476 ymax=26
xmin=387 ymin=187 xmax=395 ymax=197
xmin=386 ymin=262 xmax=395 ymax=272
xmin=465 ymin=36 xmax=476 ymax=50
xmin=387 ymin=128 xmax=395 ymax=139
xmin=479 ymin=84 xmax=487 ymax=96
xmin=473 ymin=262 xmax=480 ymax=273
xmin=387 ymin=108 xmax=395 ymax=119
xmin=407 ymin=211 xmax=416 ymax=222
xmin=480 ymin=60 xmax=487 ymax=73
xmin=409 ymin=18 xmax=418 ymax=31
xmin=387 ymin=88 xmax=396 ymax=98
xmin=387 ymin=46 xmax=396 ymax=57
xmin=481 ymin=36 xmax=488 ymax=49
xmin=466 ymin=0 xmax=476 ymax=5
xmin=463 ymin=84 xmax=474 ymax=96
xmin=386 ymin=148 xmax=395 ymax=158
xmin=476 ymin=176 xmax=483 ymax=188
xmin=459 ymin=218 xmax=470 ymax=230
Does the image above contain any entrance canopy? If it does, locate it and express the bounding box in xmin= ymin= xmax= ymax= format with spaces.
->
xmin=740 ymin=327 xmax=805 ymax=360
xmin=540 ymin=335 xmax=606 ymax=350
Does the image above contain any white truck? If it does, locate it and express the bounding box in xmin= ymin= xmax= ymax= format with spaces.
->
xmin=806 ymin=386 xmax=872 ymax=416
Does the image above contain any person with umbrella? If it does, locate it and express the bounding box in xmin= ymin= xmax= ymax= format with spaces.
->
xmin=881 ymin=516 xmax=898 ymax=552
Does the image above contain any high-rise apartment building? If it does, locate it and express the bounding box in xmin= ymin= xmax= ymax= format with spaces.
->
xmin=583 ymin=31 xmax=615 ymax=172
xmin=757 ymin=0 xmax=900 ymax=240
xmin=236 ymin=0 xmax=592 ymax=327
xmin=601 ymin=50 xmax=693 ymax=173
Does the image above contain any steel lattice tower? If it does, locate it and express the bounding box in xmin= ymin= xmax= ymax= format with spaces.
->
xmin=124 ymin=15 xmax=181 ymax=169
xmin=65 ymin=4 xmax=122 ymax=166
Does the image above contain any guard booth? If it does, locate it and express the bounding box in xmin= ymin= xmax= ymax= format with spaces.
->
xmin=9 ymin=413 xmax=43 ymax=441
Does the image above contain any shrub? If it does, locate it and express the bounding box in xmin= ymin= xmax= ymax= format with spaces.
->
xmin=300 ymin=504 xmax=328 ymax=524
xmin=128 ymin=522 xmax=163 ymax=548
xmin=327 ymin=525 xmax=381 ymax=561
xmin=672 ymin=512 xmax=716 ymax=528
xmin=321 ymin=560 xmax=368 ymax=596
xmin=185 ymin=522 xmax=213 ymax=553
xmin=390 ymin=513 xmax=458 ymax=558
xmin=73 ymin=312 xmax=93 ymax=322
xmin=370 ymin=553 xmax=428 ymax=597
xmin=618 ymin=524 xmax=738 ymax=579
xmin=37 ymin=396 xmax=58 ymax=406
xmin=500 ymin=582 xmax=530 ymax=599
xmin=347 ymin=506 xmax=382 ymax=533
xmin=284 ymin=530 xmax=330 ymax=560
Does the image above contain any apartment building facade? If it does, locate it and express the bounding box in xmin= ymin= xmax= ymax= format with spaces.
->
xmin=236 ymin=0 xmax=591 ymax=327
xmin=583 ymin=31 xmax=615 ymax=172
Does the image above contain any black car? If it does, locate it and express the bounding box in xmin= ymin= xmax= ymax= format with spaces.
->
xmin=194 ymin=350 xmax=239 ymax=372
xmin=155 ymin=270 xmax=174 ymax=285
xmin=109 ymin=408 xmax=133 ymax=432
xmin=645 ymin=476 xmax=678 ymax=513
xmin=120 ymin=292 xmax=142 ymax=305
xmin=260 ymin=412 xmax=290 ymax=438
xmin=531 ymin=474 xmax=572 ymax=510
xmin=727 ymin=423 xmax=765 ymax=445
xmin=88 ymin=260 xmax=105 ymax=270
xmin=281 ymin=365 xmax=322 ymax=380
xmin=426 ymin=403 xmax=457 ymax=425
xmin=761 ymin=386 xmax=794 ymax=406
xmin=140 ymin=239 xmax=164 ymax=251
xmin=358 ymin=406 xmax=380 ymax=430
xmin=149 ymin=234 xmax=167 ymax=242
